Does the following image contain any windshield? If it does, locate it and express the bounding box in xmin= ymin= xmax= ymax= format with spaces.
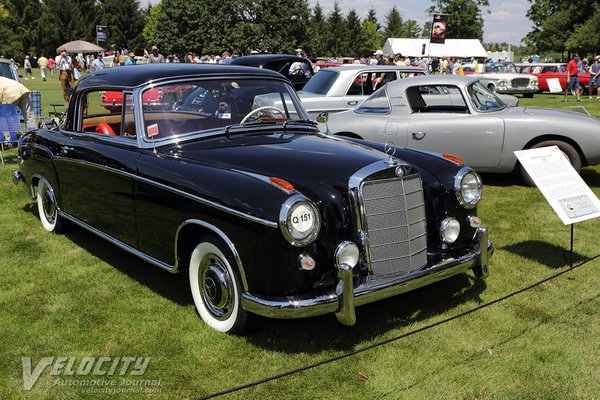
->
xmin=301 ymin=69 xmax=338 ymax=95
xmin=487 ymin=63 xmax=517 ymax=73
xmin=141 ymin=78 xmax=307 ymax=140
xmin=467 ymin=81 xmax=507 ymax=112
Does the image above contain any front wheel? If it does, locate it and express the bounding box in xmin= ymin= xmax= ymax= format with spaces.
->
xmin=189 ymin=238 xmax=249 ymax=333
xmin=520 ymin=140 xmax=582 ymax=186
xmin=36 ymin=179 xmax=63 ymax=233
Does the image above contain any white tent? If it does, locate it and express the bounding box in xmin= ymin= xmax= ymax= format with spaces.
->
xmin=383 ymin=38 xmax=488 ymax=59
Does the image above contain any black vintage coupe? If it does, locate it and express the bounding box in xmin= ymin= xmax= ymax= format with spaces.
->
xmin=13 ymin=64 xmax=492 ymax=333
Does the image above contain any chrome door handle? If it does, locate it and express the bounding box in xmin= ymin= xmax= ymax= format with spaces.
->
xmin=347 ymin=101 xmax=358 ymax=106
xmin=61 ymin=146 xmax=75 ymax=154
xmin=412 ymin=132 xmax=426 ymax=140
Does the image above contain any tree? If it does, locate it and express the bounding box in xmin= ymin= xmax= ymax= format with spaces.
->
xmin=401 ymin=19 xmax=421 ymax=38
xmin=345 ymin=9 xmax=362 ymax=57
xmin=306 ymin=3 xmax=327 ymax=56
xmin=365 ymin=7 xmax=381 ymax=31
xmin=382 ymin=6 xmax=403 ymax=39
xmin=358 ymin=19 xmax=383 ymax=56
xmin=325 ymin=1 xmax=347 ymax=56
xmin=525 ymin=0 xmax=596 ymax=54
xmin=427 ymin=0 xmax=490 ymax=40
xmin=99 ymin=0 xmax=146 ymax=53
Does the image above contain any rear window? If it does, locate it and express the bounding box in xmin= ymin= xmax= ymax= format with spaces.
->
xmin=0 ymin=62 xmax=17 ymax=80
xmin=301 ymin=70 xmax=339 ymax=95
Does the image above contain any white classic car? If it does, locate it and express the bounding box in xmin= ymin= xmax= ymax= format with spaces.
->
xmin=462 ymin=62 xmax=539 ymax=98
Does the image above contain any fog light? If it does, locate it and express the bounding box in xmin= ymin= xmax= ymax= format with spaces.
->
xmin=334 ymin=241 xmax=359 ymax=269
xmin=440 ymin=218 xmax=460 ymax=243
xmin=298 ymin=253 xmax=316 ymax=271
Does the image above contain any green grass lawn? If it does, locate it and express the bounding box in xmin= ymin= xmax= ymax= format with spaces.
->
xmin=1 ymin=74 xmax=599 ymax=399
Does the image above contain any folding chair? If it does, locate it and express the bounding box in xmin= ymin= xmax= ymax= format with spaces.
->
xmin=0 ymin=104 xmax=23 ymax=165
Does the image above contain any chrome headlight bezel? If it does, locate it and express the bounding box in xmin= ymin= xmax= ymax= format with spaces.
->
xmin=454 ymin=168 xmax=482 ymax=209
xmin=440 ymin=217 xmax=461 ymax=243
xmin=334 ymin=241 xmax=360 ymax=269
xmin=279 ymin=195 xmax=321 ymax=247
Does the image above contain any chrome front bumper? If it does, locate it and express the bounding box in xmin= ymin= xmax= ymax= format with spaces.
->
xmin=242 ymin=227 xmax=493 ymax=325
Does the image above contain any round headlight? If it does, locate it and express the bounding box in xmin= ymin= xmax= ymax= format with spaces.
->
xmin=335 ymin=241 xmax=360 ymax=269
xmin=454 ymin=168 xmax=482 ymax=209
xmin=440 ymin=218 xmax=460 ymax=243
xmin=279 ymin=196 xmax=321 ymax=246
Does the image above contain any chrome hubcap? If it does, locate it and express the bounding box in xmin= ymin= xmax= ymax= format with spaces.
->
xmin=199 ymin=254 xmax=234 ymax=321
xmin=41 ymin=186 xmax=57 ymax=224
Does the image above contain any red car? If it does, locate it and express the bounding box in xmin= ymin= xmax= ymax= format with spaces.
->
xmin=515 ymin=63 xmax=590 ymax=92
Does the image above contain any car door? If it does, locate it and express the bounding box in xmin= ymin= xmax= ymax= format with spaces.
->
xmin=342 ymin=70 xmax=398 ymax=109
xmin=404 ymin=84 xmax=504 ymax=169
xmin=56 ymin=89 xmax=139 ymax=247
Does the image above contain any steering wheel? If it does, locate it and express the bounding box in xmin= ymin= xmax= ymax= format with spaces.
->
xmin=240 ymin=106 xmax=286 ymax=124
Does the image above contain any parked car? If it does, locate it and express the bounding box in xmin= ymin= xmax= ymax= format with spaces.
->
xmin=229 ymin=54 xmax=314 ymax=90
xmin=0 ymin=58 xmax=20 ymax=81
xmin=14 ymin=64 xmax=492 ymax=333
xmin=515 ymin=63 xmax=590 ymax=92
xmin=298 ymin=65 xmax=428 ymax=119
xmin=324 ymin=75 xmax=600 ymax=185
xmin=462 ymin=62 xmax=538 ymax=97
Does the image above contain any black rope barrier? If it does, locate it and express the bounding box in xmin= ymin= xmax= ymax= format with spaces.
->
xmin=198 ymin=253 xmax=600 ymax=400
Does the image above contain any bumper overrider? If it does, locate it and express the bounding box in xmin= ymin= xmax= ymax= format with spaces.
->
xmin=242 ymin=227 xmax=493 ymax=326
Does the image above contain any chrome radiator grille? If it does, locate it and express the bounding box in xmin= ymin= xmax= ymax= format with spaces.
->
xmin=360 ymin=175 xmax=427 ymax=278
xmin=511 ymin=77 xmax=530 ymax=87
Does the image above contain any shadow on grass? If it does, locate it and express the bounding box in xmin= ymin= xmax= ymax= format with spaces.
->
xmin=244 ymin=274 xmax=487 ymax=354
xmin=502 ymin=240 xmax=585 ymax=269
xmin=0 ymin=154 xmax=19 ymax=165
xmin=22 ymin=203 xmax=487 ymax=352
xmin=480 ymin=166 xmax=600 ymax=189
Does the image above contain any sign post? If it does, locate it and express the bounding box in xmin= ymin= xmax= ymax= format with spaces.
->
xmin=515 ymin=146 xmax=600 ymax=267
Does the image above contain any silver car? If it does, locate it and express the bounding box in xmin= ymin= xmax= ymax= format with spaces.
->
xmin=298 ymin=65 xmax=428 ymax=119
xmin=325 ymin=75 xmax=600 ymax=184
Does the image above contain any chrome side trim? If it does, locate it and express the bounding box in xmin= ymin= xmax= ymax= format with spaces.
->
xmin=241 ymin=227 xmax=492 ymax=322
xmin=52 ymin=156 xmax=278 ymax=228
xmin=59 ymin=211 xmax=175 ymax=273
xmin=174 ymin=219 xmax=249 ymax=291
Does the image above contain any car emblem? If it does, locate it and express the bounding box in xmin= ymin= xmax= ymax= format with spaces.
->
xmin=384 ymin=141 xmax=398 ymax=166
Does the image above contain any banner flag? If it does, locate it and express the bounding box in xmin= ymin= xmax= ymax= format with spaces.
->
xmin=430 ymin=14 xmax=448 ymax=44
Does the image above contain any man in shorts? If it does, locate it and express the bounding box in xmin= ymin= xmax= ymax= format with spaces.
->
xmin=564 ymin=53 xmax=582 ymax=102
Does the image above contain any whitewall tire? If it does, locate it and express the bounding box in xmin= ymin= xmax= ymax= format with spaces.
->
xmin=189 ymin=239 xmax=249 ymax=333
xmin=36 ymin=179 xmax=63 ymax=233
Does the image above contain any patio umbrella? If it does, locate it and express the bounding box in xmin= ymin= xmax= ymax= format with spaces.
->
xmin=56 ymin=40 xmax=105 ymax=54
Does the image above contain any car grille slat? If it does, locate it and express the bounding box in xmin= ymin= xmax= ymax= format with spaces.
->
xmin=511 ymin=78 xmax=530 ymax=87
xmin=360 ymin=175 xmax=427 ymax=278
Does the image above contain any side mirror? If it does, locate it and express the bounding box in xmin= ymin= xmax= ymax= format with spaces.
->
xmin=316 ymin=112 xmax=329 ymax=124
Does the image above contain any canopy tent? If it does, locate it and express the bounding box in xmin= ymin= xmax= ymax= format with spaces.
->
xmin=383 ymin=38 xmax=487 ymax=59
xmin=56 ymin=40 xmax=105 ymax=54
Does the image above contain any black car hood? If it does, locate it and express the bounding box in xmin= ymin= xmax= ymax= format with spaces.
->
xmin=159 ymin=131 xmax=387 ymax=195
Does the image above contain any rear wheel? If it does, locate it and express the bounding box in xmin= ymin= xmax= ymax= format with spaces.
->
xmin=36 ymin=179 xmax=63 ymax=233
xmin=188 ymin=237 xmax=249 ymax=334
xmin=520 ymin=140 xmax=581 ymax=186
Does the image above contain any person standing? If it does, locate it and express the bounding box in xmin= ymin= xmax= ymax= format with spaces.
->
xmin=0 ymin=76 xmax=36 ymax=128
xmin=47 ymin=57 xmax=55 ymax=79
xmin=55 ymin=47 xmax=74 ymax=106
xmin=91 ymin=53 xmax=106 ymax=71
xmin=24 ymin=56 xmax=35 ymax=80
xmin=147 ymin=45 xmax=165 ymax=63
xmin=564 ymin=53 xmax=582 ymax=102
xmin=590 ymin=56 xmax=600 ymax=99
xmin=38 ymin=55 xmax=48 ymax=81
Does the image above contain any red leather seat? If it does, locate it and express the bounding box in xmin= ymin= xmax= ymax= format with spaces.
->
xmin=95 ymin=123 xmax=116 ymax=136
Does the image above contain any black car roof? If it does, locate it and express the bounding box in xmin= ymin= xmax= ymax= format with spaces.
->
xmin=230 ymin=54 xmax=309 ymax=67
xmin=75 ymin=63 xmax=286 ymax=90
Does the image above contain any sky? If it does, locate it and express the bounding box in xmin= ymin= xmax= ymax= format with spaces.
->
xmin=141 ymin=0 xmax=532 ymax=46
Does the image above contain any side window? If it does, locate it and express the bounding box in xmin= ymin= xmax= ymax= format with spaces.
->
xmin=346 ymin=73 xmax=372 ymax=96
xmin=407 ymin=85 xmax=467 ymax=113
xmin=80 ymin=89 xmax=133 ymax=138
xmin=356 ymin=89 xmax=390 ymax=114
